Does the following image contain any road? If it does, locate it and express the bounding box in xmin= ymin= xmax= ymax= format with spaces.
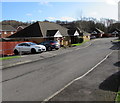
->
xmin=2 ymin=38 xmax=118 ymax=101
xmin=50 ymin=47 xmax=119 ymax=101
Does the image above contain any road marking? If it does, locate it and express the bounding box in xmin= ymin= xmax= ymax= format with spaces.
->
xmin=42 ymin=50 xmax=114 ymax=103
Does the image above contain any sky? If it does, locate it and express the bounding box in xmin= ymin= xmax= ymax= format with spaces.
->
xmin=1 ymin=0 xmax=119 ymax=22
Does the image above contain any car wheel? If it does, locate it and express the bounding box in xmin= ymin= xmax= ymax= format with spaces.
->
xmin=14 ymin=49 xmax=19 ymax=55
xmin=47 ymin=47 xmax=52 ymax=51
xmin=31 ymin=48 xmax=36 ymax=54
xmin=55 ymin=48 xmax=59 ymax=50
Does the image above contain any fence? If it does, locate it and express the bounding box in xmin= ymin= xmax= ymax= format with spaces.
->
xmin=0 ymin=41 xmax=33 ymax=56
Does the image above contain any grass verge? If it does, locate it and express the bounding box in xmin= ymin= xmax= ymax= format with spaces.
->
xmin=0 ymin=56 xmax=20 ymax=60
xmin=113 ymin=39 xmax=120 ymax=42
xmin=71 ymin=40 xmax=90 ymax=46
xmin=116 ymin=91 xmax=120 ymax=102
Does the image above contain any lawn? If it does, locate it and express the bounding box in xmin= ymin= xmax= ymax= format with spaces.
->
xmin=0 ymin=56 xmax=20 ymax=60
xmin=116 ymin=91 xmax=120 ymax=102
xmin=113 ymin=39 xmax=120 ymax=42
xmin=71 ymin=40 xmax=90 ymax=46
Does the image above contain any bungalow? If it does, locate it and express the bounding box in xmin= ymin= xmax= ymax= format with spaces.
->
xmin=68 ymin=28 xmax=91 ymax=44
xmin=61 ymin=24 xmax=90 ymax=43
xmin=0 ymin=25 xmax=16 ymax=38
xmin=68 ymin=29 xmax=81 ymax=44
xmin=82 ymin=31 xmax=91 ymax=41
xmin=91 ymin=28 xmax=104 ymax=38
xmin=46 ymin=30 xmax=63 ymax=44
xmin=111 ymin=28 xmax=120 ymax=38
xmin=8 ymin=21 xmax=70 ymax=46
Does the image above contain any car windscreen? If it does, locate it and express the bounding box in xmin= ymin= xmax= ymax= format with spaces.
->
xmin=38 ymin=42 xmax=44 ymax=45
xmin=27 ymin=42 xmax=37 ymax=45
xmin=50 ymin=41 xmax=58 ymax=43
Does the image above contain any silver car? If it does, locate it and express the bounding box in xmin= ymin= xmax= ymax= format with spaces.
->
xmin=14 ymin=42 xmax=46 ymax=55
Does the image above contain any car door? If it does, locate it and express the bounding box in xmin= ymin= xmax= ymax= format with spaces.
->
xmin=17 ymin=43 xmax=24 ymax=52
xmin=23 ymin=43 xmax=31 ymax=52
xmin=44 ymin=41 xmax=50 ymax=47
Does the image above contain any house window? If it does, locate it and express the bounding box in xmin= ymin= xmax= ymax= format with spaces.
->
xmin=11 ymin=32 xmax=14 ymax=34
xmin=4 ymin=31 xmax=7 ymax=34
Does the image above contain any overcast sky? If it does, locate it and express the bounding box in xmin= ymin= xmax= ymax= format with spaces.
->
xmin=1 ymin=0 xmax=119 ymax=22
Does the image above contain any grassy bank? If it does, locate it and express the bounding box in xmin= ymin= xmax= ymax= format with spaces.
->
xmin=0 ymin=56 xmax=20 ymax=60
xmin=71 ymin=40 xmax=90 ymax=46
xmin=113 ymin=39 xmax=120 ymax=42
xmin=116 ymin=91 xmax=120 ymax=102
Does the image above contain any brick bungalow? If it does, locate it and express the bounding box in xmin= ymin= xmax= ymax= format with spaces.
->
xmin=0 ymin=25 xmax=16 ymax=38
xmin=112 ymin=28 xmax=120 ymax=38
xmin=68 ymin=29 xmax=82 ymax=44
xmin=8 ymin=21 xmax=70 ymax=46
xmin=91 ymin=28 xmax=104 ymax=38
xmin=68 ymin=28 xmax=90 ymax=44
xmin=60 ymin=23 xmax=90 ymax=43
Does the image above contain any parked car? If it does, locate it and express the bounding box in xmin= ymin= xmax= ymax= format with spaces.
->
xmin=38 ymin=40 xmax=60 ymax=51
xmin=14 ymin=42 xmax=46 ymax=55
xmin=90 ymin=35 xmax=96 ymax=39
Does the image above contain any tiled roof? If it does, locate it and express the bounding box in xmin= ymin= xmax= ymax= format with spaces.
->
xmin=46 ymin=30 xmax=58 ymax=37
xmin=83 ymin=31 xmax=91 ymax=36
xmin=38 ymin=22 xmax=68 ymax=37
xmin=95 ymin=28 xmax=104 ymax=34
xmin=67 ymin=27 xmax=84 ymax=36
xmin=112 ymin=28 xmax=120 ymax=34
xmin=68 ymin=29 xmax=76 ymax=36
xmin=8 ymin=22 xmax=69 ymax=38
xmin=0 ymin=25 xmax=16 ymax=31
xmin=8 ymin=22 xmax=43 ymax=38
xmin=115 ymin=28 xmax=120 ymax=32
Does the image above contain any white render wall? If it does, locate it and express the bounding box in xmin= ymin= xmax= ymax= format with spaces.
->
xmin=74 ymin=30 xmax=79 ymax=36
xmin=54 ymin=31 xmax=63 ymax=37
xmin=118 ymin=1 xmax=120 ymax=21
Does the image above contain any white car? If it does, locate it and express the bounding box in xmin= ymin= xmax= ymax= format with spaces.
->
xmin=14 ymin=42 xmax=46 ymax=55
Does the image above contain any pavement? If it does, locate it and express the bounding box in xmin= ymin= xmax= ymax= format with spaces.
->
xmin=1 ymin=40 xmax=92 ymax=69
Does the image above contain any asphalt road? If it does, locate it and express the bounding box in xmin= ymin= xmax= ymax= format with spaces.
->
xmin=50 ymin=49 xmax=120 ymax=102
xmin=2 ymin=37 xmax=119 ymax=101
